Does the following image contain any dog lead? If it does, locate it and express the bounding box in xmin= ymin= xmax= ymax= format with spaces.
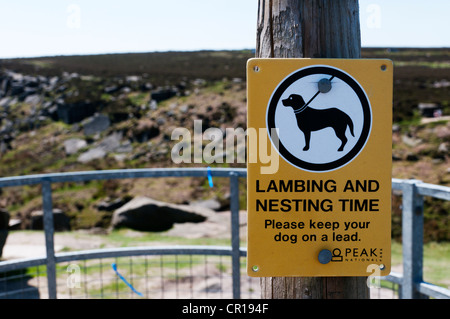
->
xmin=294 ymin=75 xmax=335 ymax=114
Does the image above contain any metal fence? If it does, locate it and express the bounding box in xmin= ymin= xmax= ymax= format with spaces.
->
xmin=0 ymin=168 xmax=248 ymax=299
xmin=0 ymin=168 xmax=449 ymax=299
xmin=0 ymin=246 xmax=259 ymax=299
xmin=386 ymin=179 xmax=450 ymax=299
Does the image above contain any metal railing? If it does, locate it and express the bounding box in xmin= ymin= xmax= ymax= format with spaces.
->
xmin=0 ymin=168 xmax=246 ymax=299
xmin=0 ymin=168 xmax=449 ymax=299
xmin=387 ymin=179 xmax=450 ymax=299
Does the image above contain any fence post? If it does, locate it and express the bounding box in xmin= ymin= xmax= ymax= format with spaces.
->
xmin=402 ymin=179 xmax=426 ymax=299
xmin=42 ymin=180 xmax=57 ymax=299
xmin=229 ymin=172 xmax=241 ymax=299
xmin=256 ymin=0 xmax=368 ymax=299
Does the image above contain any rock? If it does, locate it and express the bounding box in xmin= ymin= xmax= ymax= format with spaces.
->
xmin=402 ymin=134 xmax=422 ymax=147
xmin=19 ymin=87 xmax=38 ymax=102
xmin=96 ymin=197 xmax=128 ymax=212
xmin=126 ymin=75 xmax=140 ymax=82
xmin=418 ymin=102 xmax=441 ymax=118
xmin=406 ymin=152 xmax=419 ymax=161
xmin=131 ymin=119 xmax=160 ymax=142
xmin=190 ymin=198 xmax=222 ymax=211
xmin=24 ymin=94 xmax=41 ymax=106
xmin=149 ymin=100 xmax=157 ymax=110
xmin=10 ymin=83 xmax=24 ymax=96
xmin=8 ymin=218 xmax=21 ymax=230
xmin=141 ymin=82 xmax=153 ymax=91
xmin=77 ymin=147 xmax=106 ymax=163
xmin=110 ymin=196 xmax=214 ymax=232
xmin=392 ymin=124 xmax=401 ymax=133
xmin=82 ymin=113 xmax=110 ymax=136
xmin=115 ymin=140 xmax=133 ymax=153
xmin=98 ymin=132 xmax=121 ymax=152
xmin=30 ymin=208 xmax=70 ymax=231
xmin=63 ymin=138 xmax=87 ymax=155
xmin=0 ymin=209 xmax=9 ymax=229
xmin=113 ymin=154 xmax=127 ymax=162
xmin=40 ymin=101 xmax=59 ymax=120
xmin=431 ymin=79 xmax=450 ymax=89
xmin=151 ymin=88 xmax=177 ymax=102
xmin=392 ymin=153 xmax=402 ymax=161
xmin=77 ymin=132 xmax=129 ymax=163
xmin=0 ymin=97 xmax=12 ymax=108
xmin=121 ymin=87 xmax=131 ymax=94
xmin=434 ymin=125 xmax=450 ymax=139
xmin=438 ymin=142 xmax=448 ymax=154
xmin=57 ymin=100 xmax=97 ymax=124
xmin=179 ymin=104 xmax=189 ymax=113
xmin=104 ymin=86 xmax=120 ymax=94
xmin=0 ymin=209 xmax=10 ymax=257
xmin=0 ymin=78 xmax=10 ymax=96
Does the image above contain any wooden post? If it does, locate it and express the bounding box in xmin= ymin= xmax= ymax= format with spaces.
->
xmin=256 ymin=0 xmax=369 ymax=299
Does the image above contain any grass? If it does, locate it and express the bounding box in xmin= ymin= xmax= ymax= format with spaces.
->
xmin=105 ymin=228 xmax=232 ymax=247
xmin=390 ymin=241 xmax=450 ymax=289
xmin=423 ymin=242 xmax=450 ymax=286
xmin=394 ymin=61 xmax=450 ymax=69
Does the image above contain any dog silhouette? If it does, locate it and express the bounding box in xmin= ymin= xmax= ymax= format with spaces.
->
xmin=282 ymin=94 xmax=354 ymax=152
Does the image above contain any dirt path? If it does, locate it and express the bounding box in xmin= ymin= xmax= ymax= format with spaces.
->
xmin=2 ymin=230 xmax=115 ymax=259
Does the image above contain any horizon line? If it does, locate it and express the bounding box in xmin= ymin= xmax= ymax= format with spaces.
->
xmin=1 ymin=46 xmax=449 ymax=60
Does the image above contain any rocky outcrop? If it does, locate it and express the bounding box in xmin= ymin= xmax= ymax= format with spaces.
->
xmin=110 ymin=196 xmax=215 ymax=232
xmin=57 ymin=100 xmax=97 ymax=124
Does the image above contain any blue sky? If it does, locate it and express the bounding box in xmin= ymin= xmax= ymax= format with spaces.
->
xmin=0 ymin=0 xmax=449 ymax=58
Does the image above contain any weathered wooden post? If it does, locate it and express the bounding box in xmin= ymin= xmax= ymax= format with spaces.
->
xmin=255 ymin=0 xmax=368 ymax=299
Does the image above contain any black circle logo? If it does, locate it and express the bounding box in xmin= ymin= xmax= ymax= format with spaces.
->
xmin=266 ymin=65 xmax=372 ymax=172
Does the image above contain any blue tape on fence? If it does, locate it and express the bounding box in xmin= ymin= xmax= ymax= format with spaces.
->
xmin=111 ymin=263 xmax=143 ymax=297
xmin=207 ymin=166 xmax=213 ymax=188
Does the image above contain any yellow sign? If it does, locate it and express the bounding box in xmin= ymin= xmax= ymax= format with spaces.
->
xmin=246 ymin=59 xmax=393 ymax=277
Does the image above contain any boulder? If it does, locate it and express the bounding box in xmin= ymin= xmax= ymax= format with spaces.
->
xmin=104 ymin=85 xmax=120 ymax=94
xmin=110 ymin=196 xmax=214 ymax=232
xmin=77 ymin=147 xmax=106 ymax=163
xmin=402 ymin=134 xmax=421 ymax=147
xmin=63 ymin=138 xmax=87 ymax=155
xmin=76 ymin=132 xmax=125 ymax=163
xmin=131 ymin=119 xmax=160 ymax=142
xmin=115 ymin=140 xmax=133 ymax=153
xmin=82 ymin=113 xmax=110 ymax=136
xmin=0 ymin=97 xmax=12 ymax=108
xmin=96 ymin=197 xmax=129 ymax=212
xmin=151 ymin=88 xmax=177 ymax=102
xmin=438 ymin=142 xmax=448 ymax=154
xmin=406 ymin=152 xmax=419 ymax=162
xmin=23 ymin=94 xmax=41 ymax=106
xmin=57 ymin=100 xmax=97 ymax=124
xmin=97 ymin=132 xmax=121 ymax=152
xmin=30 ymin=208 xmax=70 ymax=231
xmin=0 ymin=209 xmax=10 ymax=257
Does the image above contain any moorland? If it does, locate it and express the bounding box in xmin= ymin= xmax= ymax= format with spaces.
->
xmin=0 ymin=48 xmax=449 ymax=241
